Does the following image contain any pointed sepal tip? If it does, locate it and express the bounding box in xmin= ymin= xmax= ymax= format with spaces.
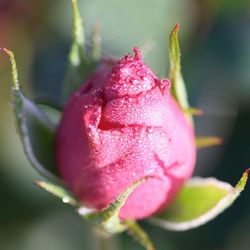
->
xmin=0 ymin=47 xmax=19 ymax=90
xmin=236 ymin=168 xmax=250 ymax=192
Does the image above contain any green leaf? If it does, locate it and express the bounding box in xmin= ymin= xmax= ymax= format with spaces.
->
xmin=168 ymin=23 xmax=192 ymax=124
xmin=183 ymin=107 xmax=203 ymax=116
xmin=35 ymin=180 xmax=79 ymax=207
xmin=196 ymin=136 xmax=223 ymax=148
xmin=62 ymin=0 xmax=97 ymax=102
xmin=80 ymin=177 xmax=149 ymax=234
xmin=1 ymin=48 xmax=59 ymax=183
xmin=150 ymin=169 xmax=249 ymax=231
xmin=124 ymin=220 xmax=156 ymax=250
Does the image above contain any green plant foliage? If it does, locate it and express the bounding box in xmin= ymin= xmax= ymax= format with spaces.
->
xmin=150 ymin=169 xmax=249 ymax=231
xmin=2 ymin=2 xmax=249 ymax=249
xmin=124 ymin=220 xmax=156 ymax=250
xmin=35 ymin=181 xmax=79 ymax=207
xmin=83 ymin=177 xmax=148 ymax=234
xmin=1 ymin=48 xmax=59 ymax=183
xmin=168 ymin=23 xmax=191 ymax=123
xmin=196 ymin=136 xmax=223 ymax=148
xmin=35 ymin=175 xmax=155 ymax=249
xmin=62 ymin=0 xmax=98 ymax=102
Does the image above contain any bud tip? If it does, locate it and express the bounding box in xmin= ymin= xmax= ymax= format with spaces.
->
xmin=173 ymin=22 xmax=180 ymax=33
xmin=133 ymin=47 xmax=142 ymax=60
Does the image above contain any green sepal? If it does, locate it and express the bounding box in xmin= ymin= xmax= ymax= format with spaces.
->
xmin=236 ymin=169 xmax=249 ymax=191
xmin=35 ymin=177 xmax=150 ymax=235
xmin=36 ymin=177 xmax=150 ymax=235
xmin=183 ymin=107 xmax=203 ymax=116
xmin=90 ymin=23 xmax=102 ymax=61
xmin=34 ymin=180 xmax=96 ymax=221
xmin=35 ymin=176 xmax=154 ymax=249
xmin=196 ymin=136 xmax=223 ymax=148
xmin=149 ymin=169 xmax=249 ymax=231
xmin=35 ymin=180 xmax=79 ymax=207
xmin=1 ymin=48 xmax=60 ymax=183
xmin=80 ymin=177 xmax=149 ymax=234
xmin=168 ymin=23 xmax=192 ymax=124
xmin=62 ymin=0 xmax=99 ymax=102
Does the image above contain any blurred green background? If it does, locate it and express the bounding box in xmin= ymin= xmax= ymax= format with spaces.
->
xmin=0 ymin=0 xmax=250 ymax=249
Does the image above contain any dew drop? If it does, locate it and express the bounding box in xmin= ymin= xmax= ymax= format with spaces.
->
xmin=133 ymin=79 xmax=139 ymax=85
xmin=77 ymin=207 xmax=95 ymax=216
xmin=125 ymin=76 xmax=132 ymax=83
xmin=62 ymin=197 xmax=70 ymax=203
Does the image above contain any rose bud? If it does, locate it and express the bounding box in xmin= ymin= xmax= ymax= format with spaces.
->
xmin=56 ymin=48 xmax=196 ymax=220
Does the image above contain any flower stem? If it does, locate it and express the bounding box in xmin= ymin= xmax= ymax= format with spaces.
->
xmin=94 ymin=228 xmax=119 ymax=250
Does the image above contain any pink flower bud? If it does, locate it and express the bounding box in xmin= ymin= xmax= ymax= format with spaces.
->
xmin=56 ymin=48 xmax=196 ymax=220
